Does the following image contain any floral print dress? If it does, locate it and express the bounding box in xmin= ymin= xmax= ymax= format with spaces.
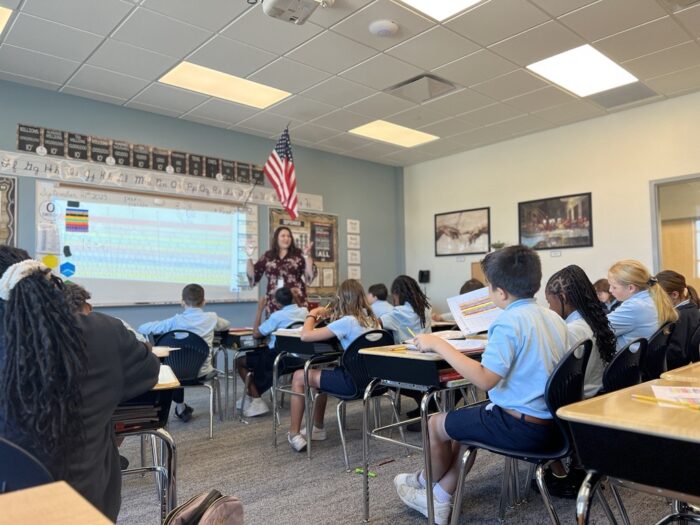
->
xmin=252 ymin=251 xmax=318 ymax=313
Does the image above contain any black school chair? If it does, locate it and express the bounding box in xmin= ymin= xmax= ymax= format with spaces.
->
xmin=449 ymin=339 xmax=592 ymax=525
xmin=0 ymin=437 xmax=53 ymax=493
xmin=156 ymin=330 xmax=222 ymax=439
xmin=602 ymin=337 xmax=648 ymax=393
xmin=642 ymin=321 xmax=676 ymax=381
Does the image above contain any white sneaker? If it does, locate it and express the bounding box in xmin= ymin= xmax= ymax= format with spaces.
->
xmin=396 ymin=484 xmax=452 ymax=525
xmin=394 ymin=471 xmax=423 ymax=491
xmin=299 ymin=425 xmax=327 ymax=441
xmin=243 ymin=397 xmax=269 ymax=417
xmin=287 ymin=432 xmax=307 ymax=452
xmin=236 ymin=394 xmax=253 ymax=410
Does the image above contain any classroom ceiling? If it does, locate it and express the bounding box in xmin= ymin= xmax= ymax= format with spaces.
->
xmin=2 ymin=0 xmax=700 ymax=167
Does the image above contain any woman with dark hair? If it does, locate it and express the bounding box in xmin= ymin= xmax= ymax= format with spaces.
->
xmin=656 ymin=269 xmax=700 ymax=367
xmin=0 ymin=245 xmax=159 ymax=521
xmin=247 ymin=226 xmax=317 ymax=313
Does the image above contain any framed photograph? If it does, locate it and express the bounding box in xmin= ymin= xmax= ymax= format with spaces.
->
xmin=434 ymin=207 xmax=490 ymax=256
xmin=518 ymin=192 xmax=592 ymax=250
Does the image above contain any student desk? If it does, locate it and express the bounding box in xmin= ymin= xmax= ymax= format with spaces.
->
xmin=558 ymin=379 xmax=700 ymax=524
xmin=213 ymin=329 xmax=262 ymax=420
xmin=431 ymin=320 xmax=457 ymax=332
xmin=271 ymin=331 xmax=342 ymax=459
xmin=0 ymin=481 xmax=112 ymax=524
xmin=661 ymin=361 xmax=700 ymax=383
xmin=359 ymin=344 xmax=483 ymax=525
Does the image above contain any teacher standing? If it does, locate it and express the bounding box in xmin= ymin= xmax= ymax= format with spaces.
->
xmin=247 ymin=226 xmax=317 ymax=313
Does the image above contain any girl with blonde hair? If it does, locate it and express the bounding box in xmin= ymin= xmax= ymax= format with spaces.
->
xmin=607 ymin=259 xmax=678 ymax=350
xmin=287 ymin=279 xmax=381 ymax=452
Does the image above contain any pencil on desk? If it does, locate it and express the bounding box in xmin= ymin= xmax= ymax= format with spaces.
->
xmin=407 ymin=327 xmax=416 ymax=338
xmin=631 ymin=394 xmax=700 ymax=410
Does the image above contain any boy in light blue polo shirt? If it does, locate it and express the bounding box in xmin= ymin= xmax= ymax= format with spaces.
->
xmin=237 ymin=287 xmax=308 ymax=417
xmin=367 ymin=283 xmax=393 ymax=318
xmin=393 ymin=246 xmax=568 ymax=525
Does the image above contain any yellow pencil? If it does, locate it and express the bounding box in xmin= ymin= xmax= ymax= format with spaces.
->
xmin=631 ymin=394 xmax=700 ymax=410
xmin=407 ymin=327 xmax=416 ymax=338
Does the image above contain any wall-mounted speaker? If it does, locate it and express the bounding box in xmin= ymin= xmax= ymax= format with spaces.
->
xmin=418 ymin=270 xmax=430 ymax=283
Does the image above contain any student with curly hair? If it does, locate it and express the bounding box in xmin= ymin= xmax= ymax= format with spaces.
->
xmin=380 ymin=275 xmax=432 ymax=344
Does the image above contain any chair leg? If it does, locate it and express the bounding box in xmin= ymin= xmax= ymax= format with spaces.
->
xmin=610 ymin=483 xmax=631 ymax=525
xmin=522 ymin=462 xmax=537 ymax=503
xmin=202 ymin=384 xmax=214 ymax=439
xmin=535 ymin=462 xmax=560 ymax=525
xmin=387 ymin=393 xmax=410 ymax=456
xmin=215 ymin=378 xmax=223 ymax=423
xmin=336 ymin=400 xmax=350 ymax=471
xmin=449 ymin=446 xmax=477 ymax=525
xmin=499 ymin=457 xmax=513 ymax=522
xmin=577 ymin=472 xmax=602 ymax=525
xmin=595 ymin=482 xmax=618 ymax=524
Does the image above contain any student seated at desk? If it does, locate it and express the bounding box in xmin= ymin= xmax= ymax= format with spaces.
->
xmin=431 ymin=278 xmax=483 ymax=322
xmin=367 ymin=283 xmax=393 ymax=317
xmin=607 ymin=260 xmax=678 ymax=350
xmin=287 ymin=279 xmax=380 ymax=452
xmin=0 ymin=246 xmax=160 ymax=522
xmin=138 ymin=284 xmax=230 ymax=422
xmin=394 ymin=245 xmax=568 ymax=525
xmin=380 ymin=275 xmax=432 ymax=344
xmin=236 ymin=287 xmax=308 ymax=417
xmin=656 ymin=270 xmax=700 ymax=368
xmin=593 ymin=278 xmax=620 ymax=313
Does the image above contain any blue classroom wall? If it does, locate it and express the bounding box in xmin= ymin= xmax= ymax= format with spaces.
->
xmin=0 ymin=80 xmax=405 ymax=327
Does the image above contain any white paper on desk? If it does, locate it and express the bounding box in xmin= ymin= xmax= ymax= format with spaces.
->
xmin=405 ymin=339 xmax=485 ymax=353
xmin=651 ymin=385 xmax=700 ymax=408
xmin=158 ymin=365 xmax=178 ymax=385
xmin=447 ymin=287 xmax=502 ymax=335
xmin=274 ymin=327 xmax=302 ymax=336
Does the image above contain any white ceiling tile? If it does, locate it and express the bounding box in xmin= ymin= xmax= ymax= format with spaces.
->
xmin=532 ymin=99 xmax=604 ymax=124
xmin=433 ymin=50 xmax=518 ymax=87
xmin=182 ymin=113 xmax=231 ymax=129
xmin=317 ymin=132 xmax=371 ymax=151
xmin=248 ymin=57 xmax=331 ymax=93
xmin=332 ymin=0 xmax=433 ymax=52
xmin=345 ymin=92 xmax=415 ymax=118
xmin=112 ymin=7 xmax=211 ymax=57
xmin=141 ymin=0 xmax=251 ymax=31
xmin=221 ymin=5 xmax=323 ymax=55
xmin=5 ymin=14 xmax=103 ymax=62
xmin=350 ymin=140 xmax=403 ymax=157
xmin=423 ymin=88 xmax=495 ymax=114
xmin=387 ymin=104 xmax=452 ymax=128
xmin=0 ymin=70 xmax=60 ymax=91
xmin=411 ymin=137 xmax=470 ymax=157
xmin=124 ymin=101 xmax=183 ymax=118
xmin=445 ymin=0 xmax=550 ymax=47
xmin=287 ymin=31 xmax=377 ymax=74
xmin=301 ymin=76 xmax=376 ymax=106
xmin=22 ymin=0 xmax=133 ymax=35
xmin=340 ymin=53 xmax=423 ymax=90
xmin=268 ymin=96 xmax=337 ymax=121
xmin=676 ymin=4 xmax=700 ymax=38
xmin=386 ymin=26 xmax=480 ymax=71
xmin=418 ymin=117 xmax=479 ymax=137
xmin=233 ymin=125 xmax=275 ymax=139
xmin=645 ymin=64 xmax=700 ymax=96
xmin=61 ymin=85 xmax=127 ymax=104
xmin=528 ymin=0 xmax=597 ymax=17
xmin=623 ymin=41 xmax=700 ymax=80
xmin=87 ymin=39 xmax=177 ymax=80
xmin=471 ymin=69 xmax=548 ymax=100
xmin=483 ymin=113 xmax=548 ymax=136
xmin=237 ymin=112 xmax=302 ymax=135
xmin=130 ymin=83 xmax=208 ymax=112
xmin=594 ymin=17 xmax=690 ymax=64
xmin=459 ymin=103 xmax=524 ymax=126
xmin=382 ymin=148 xmax=437 ymax=166
xmin=489 ymin=21 xmax=584 ymax=66
xmin=0 ymin=44 xmax=79 ymax=84
xmin=504 ymin=86 xmax=577 ymax=112
xmin=559 ymin=0 xmax=667 ymax=42
xmin=66 ymin=65 xmax=149 ymax=100
xmin=184 ymin=98 xmax=259 ymax=124
xmin=310 ymin=109 xmax=371 ymax=131
xmin=188 ymin=36 xmax=276 ymax=77
xmin=289 ymin=122 xmax=341 ymax=142
xmin=308 ymin=0 xmax=374 ymax=28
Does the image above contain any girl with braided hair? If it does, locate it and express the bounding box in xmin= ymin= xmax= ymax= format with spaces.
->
xmin=545 ymin=265 xmax=617 ymax=398
xmin=0 ymin=245 xmax=159 ymax=520
xmin=380 ymin=275 xmax=432 ymax=344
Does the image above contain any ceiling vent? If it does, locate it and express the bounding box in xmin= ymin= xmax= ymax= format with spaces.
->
xmin=586 ymin=82 xmax=659 ymax=110
xmin=658 ymin=0 xmax=700 ymax=11
xmin=385 ymin=74 xmax=456 ymax=104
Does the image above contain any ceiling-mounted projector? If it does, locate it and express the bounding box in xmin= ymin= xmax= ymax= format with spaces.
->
xmin=262 ymin=0 xmax=320 ymax=25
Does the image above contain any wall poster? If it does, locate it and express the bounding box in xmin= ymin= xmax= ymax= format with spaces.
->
xmin=269 ymin=208 xmax=338 ymax=298
xmin=0 ymin=176 xmax=16 ymax=246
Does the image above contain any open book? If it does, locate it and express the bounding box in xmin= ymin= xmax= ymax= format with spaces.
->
xmin=447 ymin=287 xmax=502 ymax=335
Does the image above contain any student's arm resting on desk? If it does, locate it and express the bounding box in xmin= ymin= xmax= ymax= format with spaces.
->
xmin=215 ymin=315 xmax=230 ymax=331
xmin=300 ymin=307 xmax=334 ymax=342
xmin=414 ymin=334 xmax=502 ymax=391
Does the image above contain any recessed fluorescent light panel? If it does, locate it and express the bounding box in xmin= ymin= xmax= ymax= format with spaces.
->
xmin=0 ymin=7 xmax=13 ymax=33
xmin=527 ymin=45 xmax=638 ymax=97
xmin=349 ymin=120 xmax=439 ymax=148
xmin=159 ymin=62 xmax=290 ymax=109
xmin=398 ymin=0 xmax=483 ymax=21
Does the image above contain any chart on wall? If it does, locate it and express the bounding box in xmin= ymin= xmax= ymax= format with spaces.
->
xmin=269 ymin=209 xmax=338 ymax=297
xmin=36 ymin=181 xmax=258 ymax=306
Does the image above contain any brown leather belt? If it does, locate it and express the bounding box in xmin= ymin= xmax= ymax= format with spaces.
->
xmin=503 ymin=408 xmax=553 ymax=425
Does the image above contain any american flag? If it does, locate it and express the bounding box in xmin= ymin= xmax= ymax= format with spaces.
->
xmin=264 ymin=127 xmax=298 ymax=219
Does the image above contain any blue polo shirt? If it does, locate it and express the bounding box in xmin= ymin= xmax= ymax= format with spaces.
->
xmin=370 ymin=300 xmax=393 ymax=318
xmin=258 ymin=304 xmax=308 ymax=349
xmin=380 ymin=302 xmax=431 ymax=344
xmin=608 ymin=290 xmax=659 ymax=350
xmin=327 ymin=315 xmax=373 ymax=350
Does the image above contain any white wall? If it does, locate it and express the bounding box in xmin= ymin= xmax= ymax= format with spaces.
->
xmin=404 ymin=90 xmax=700 ymax=314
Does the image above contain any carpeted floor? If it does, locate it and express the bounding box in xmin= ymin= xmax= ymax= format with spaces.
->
xmin=117 ymin=388 xmax=672 ymax=524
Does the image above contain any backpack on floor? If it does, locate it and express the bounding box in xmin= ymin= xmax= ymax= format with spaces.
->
xmin=164 ymin=490 xmax=244 ymax=525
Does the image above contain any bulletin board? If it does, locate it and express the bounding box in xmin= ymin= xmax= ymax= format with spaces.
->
xmin=269 ymin=209 xmax=338 ymax=297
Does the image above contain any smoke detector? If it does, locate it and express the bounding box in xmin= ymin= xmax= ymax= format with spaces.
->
xmin=369 ymin=19 xmax=399 ymax=37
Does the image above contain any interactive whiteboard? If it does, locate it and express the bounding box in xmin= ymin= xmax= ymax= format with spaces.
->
xmin=35 ymin=181 xmax=258 ymax=306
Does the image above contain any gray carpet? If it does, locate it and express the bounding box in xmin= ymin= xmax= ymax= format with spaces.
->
xmin=117 ymin=388 xmax=672 ymax=524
